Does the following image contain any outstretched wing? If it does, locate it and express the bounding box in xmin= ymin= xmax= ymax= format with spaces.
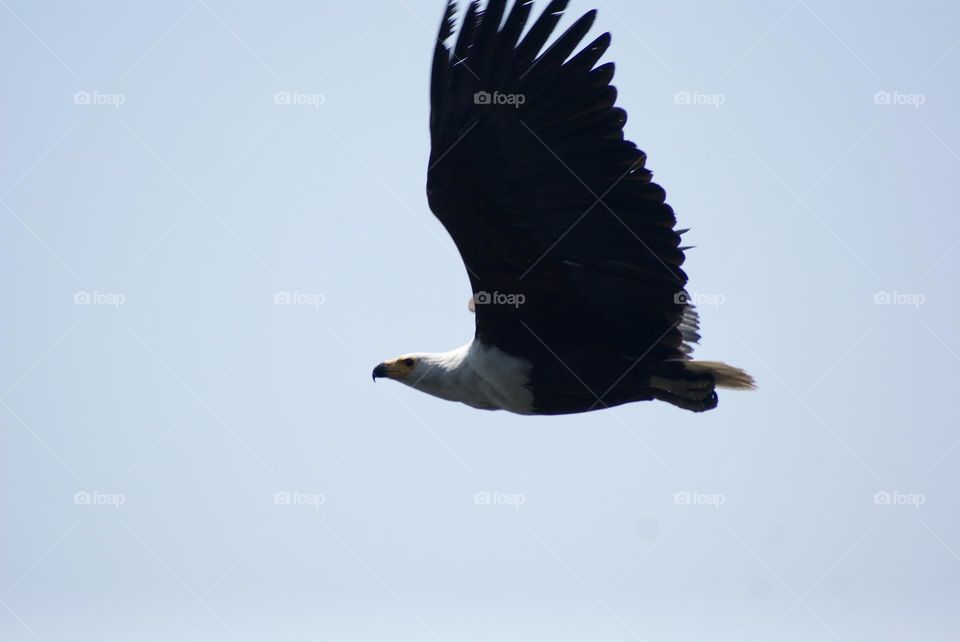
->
xmin=428 ymin=0 xmax=695 ymax=367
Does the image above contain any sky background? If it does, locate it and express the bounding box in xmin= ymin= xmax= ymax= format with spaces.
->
xmin=2 ymin=1 xmax=959 ymax=640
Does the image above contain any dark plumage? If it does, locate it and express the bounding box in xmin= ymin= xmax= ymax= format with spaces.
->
xmin=374 ymin=0 xmax=754 ymax=415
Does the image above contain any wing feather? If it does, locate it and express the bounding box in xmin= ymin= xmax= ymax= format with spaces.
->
xmin=428 ymin=0 xmax=697 ymax=373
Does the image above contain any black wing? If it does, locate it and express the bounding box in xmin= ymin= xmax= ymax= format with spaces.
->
xmin=428 ymin=0 xmax=697 ymax=402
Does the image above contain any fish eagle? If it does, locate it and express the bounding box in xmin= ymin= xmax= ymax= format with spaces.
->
xmin=372 ymin=0 xmax=755 ymax=414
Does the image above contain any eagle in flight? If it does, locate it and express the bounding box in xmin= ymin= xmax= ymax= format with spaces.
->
xmin=372 ymin=0 xmax=754 ymax=414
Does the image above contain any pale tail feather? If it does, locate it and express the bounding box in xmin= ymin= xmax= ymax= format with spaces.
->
xmin=685 ymin=361 xmax=756 ymax=390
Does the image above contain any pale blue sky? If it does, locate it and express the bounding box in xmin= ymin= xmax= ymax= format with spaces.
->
xmin=2 ymin=1 xmax=959 ymax=640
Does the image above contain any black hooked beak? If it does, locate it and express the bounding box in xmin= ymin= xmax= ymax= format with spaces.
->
xmin=372 ymin=363 xmax=388 ymax=382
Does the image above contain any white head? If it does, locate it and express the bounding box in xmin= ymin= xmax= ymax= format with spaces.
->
xmin=371 ymin=347 xmax=470 ymax=402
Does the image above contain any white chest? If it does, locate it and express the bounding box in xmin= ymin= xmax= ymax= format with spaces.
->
xmin=458 ymin=341 xmax=535 ymax=414
xmin=404 ymin=341 xmax=535 ymax=414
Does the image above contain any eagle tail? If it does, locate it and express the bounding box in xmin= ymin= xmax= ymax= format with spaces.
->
xmin=684 ymin=361 xmax=756 ymax=390
xmin=648 ymin=361 xmax=754 ymax=412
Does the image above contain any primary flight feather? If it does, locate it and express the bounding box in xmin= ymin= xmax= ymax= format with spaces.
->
xmin=372 ymin=0 xmax=755 ymax=414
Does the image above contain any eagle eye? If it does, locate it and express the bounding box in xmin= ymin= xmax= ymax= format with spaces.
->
xmin=402 ymin=358 xmax=415 ymax=367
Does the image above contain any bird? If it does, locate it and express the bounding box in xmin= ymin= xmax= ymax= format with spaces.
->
xmin=372 ymin=0 xmax=755 ymax=415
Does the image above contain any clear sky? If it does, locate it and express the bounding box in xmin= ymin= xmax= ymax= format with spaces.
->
xmin=2 ymin=1 xmax=959 ymax=640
